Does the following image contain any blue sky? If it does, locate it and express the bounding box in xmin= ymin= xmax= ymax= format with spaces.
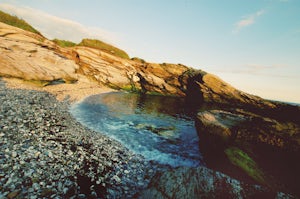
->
xmin=0 ymin=0 xmax=299 ymax=103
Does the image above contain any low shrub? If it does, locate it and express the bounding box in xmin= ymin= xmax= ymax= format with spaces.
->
xmin=78 ymin=38 xmax=129 ymax=59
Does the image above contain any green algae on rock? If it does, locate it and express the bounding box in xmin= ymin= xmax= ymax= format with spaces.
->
xmin=224 ymin=147 xmax=266 ymax=185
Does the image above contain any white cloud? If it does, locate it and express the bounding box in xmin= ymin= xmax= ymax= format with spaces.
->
xmin=0 ymin=3 xmax=119 ymax=44
xmin=233 ymin=10 xmax=265 ymax=34
xmin=217 ymin=63 xmax=297 ymax=78
xmin=242 ymin=63 xmax=284 ymax=74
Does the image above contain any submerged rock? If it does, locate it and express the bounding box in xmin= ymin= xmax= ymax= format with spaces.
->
xmin=135 ymin=124 xmax=178 ymax=140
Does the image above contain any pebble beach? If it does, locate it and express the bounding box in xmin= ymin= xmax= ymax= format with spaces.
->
xmin=0 ymin=80 xmax=158 ymax=199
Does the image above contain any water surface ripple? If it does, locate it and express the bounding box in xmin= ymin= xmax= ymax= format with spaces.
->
xmin=71 ymin=92 xmax=202 ymax=167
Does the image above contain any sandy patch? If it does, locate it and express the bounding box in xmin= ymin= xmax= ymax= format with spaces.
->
xmin=2 ymin=76 xmax=115 ymax=103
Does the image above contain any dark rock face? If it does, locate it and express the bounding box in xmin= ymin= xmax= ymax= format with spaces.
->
xmin=195 ymin=109 xmax=300 ymax=197
xmin=182 ymin=69 xmax=277 ymax=110
xmin=137 ymin=166 xmax=292 ymax=199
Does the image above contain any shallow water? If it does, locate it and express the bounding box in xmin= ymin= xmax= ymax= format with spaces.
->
xmin=71 ymin=92 xmax=202 ymax=167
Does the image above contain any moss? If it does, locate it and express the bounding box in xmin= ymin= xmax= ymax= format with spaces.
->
xmin=121 ymin=85 xmax=133 ymax=92
xmin=225 ymin=147 xmax=266 ymax=185
xmin=78 ymin=39 xmax=129 ymax=59
xmin=121 ymin=85 xmax=142 ymax=93
xmin=0 ymin=10 xmax=41 ymax=35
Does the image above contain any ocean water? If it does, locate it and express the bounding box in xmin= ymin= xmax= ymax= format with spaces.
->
xmin=70 ymin=92 xmax=202 ymax=167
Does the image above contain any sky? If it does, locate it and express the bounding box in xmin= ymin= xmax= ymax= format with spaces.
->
xmin=0 ymin=0 xmax=299 ymax=103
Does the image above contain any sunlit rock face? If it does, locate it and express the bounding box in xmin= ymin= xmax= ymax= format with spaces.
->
xmin=0 ymin=22 xmax=78 ymax=84
xmin=63 ymin=46 xmax=190 ymax=96
xmin=0 ymin=21 xmax=284 ymax=110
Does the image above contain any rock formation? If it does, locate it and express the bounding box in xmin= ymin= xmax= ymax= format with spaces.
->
xmin=0 ymin=21 xmax=280 ymax=107
xmin=0 ymin=22 xmax=78 ymax=85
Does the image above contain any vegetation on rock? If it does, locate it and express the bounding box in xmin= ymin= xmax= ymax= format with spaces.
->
xmin=0 ymin=10 xmax=41 ymax=35
xmin=224 ymin=147 xmax=266 ymax=185
xmin=131 ymin=57 xmax=146 ymax=63
xmin=78 ymin=38 xmax=130 ymax=59
xmin=52 ymin=39 xmax=76 ymax=47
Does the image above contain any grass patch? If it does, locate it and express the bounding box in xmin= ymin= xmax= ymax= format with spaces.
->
xmin=0 ymin=10 xmax=41 ymax=35
xmin=225 ymin=147 xmax=266 ymax=185
xmin=78 ymin=38 xmax=129 ymax=59
xmin=52 ymin=39 xmax=76 ymax=47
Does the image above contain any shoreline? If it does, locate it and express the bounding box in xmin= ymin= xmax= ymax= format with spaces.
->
xmin=0 ymin=79 xmax=158 ymax=198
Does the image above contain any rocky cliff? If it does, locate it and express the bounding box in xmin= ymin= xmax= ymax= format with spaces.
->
xmin=0 ymin=21 xmax=280 ymax=109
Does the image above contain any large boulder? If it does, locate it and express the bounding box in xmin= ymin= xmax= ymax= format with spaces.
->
xmin=195 ymin=109 xmax=300 ymax=197
xmin=196 ymin=109 xmax=300 ymax=153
